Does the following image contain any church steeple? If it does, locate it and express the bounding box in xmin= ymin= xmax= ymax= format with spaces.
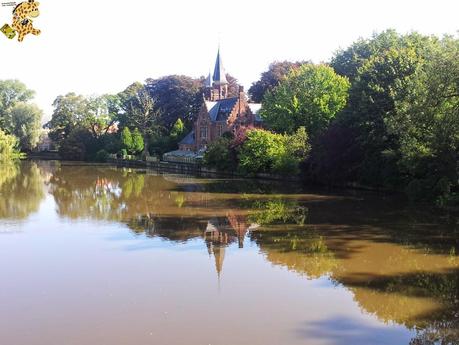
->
xmin=207 ymin=48 xmax=228 ymax=101
xmin=213 ymin=48 xmax=228 ymax=86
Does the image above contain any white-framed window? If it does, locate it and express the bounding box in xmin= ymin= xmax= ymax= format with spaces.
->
xmin=218 ymin=124 xmax=223 ymax=136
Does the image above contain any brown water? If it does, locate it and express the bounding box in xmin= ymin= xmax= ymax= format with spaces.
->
xmin=0 ymin=161 xmax=458 ymax=345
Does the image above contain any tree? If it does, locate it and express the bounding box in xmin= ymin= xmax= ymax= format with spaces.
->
xmin=170 ymin=118 xmax=185 ymax=139
xmin=125 ymin=87 xmax=161 ymax=157
xmin=145 ymin=75 xmax=202 ymax=129
xmin=388 ymin=36 xmax=459 ymax=200
xmin=260 ymin=64 xmax=350 ymax=137
xmin=121 ymin=127 xmax=133 ymax=154
xmin=132 ymin=128 xmax=144 ymax=154
xmin=4 ymin=103 xmax=42 ymax=151
xmin=47 ymin=93 xmax=119 ymax=146
xmin=46 ymin=93 xmax=90 ymax=144
xmin=0 ymin=79 xmax=34 ymax=127
xmin=85 ymin=95 xmax=119 ymax=138
xmin=225 ymin=73 xmax=242 ymax=98
xmin=249 ymin=61 xmax=307 ymax=102
xmin=0 ymin=80 xmax=42 ymax=152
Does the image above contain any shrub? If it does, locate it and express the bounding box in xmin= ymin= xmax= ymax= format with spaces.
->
xmin=204 ymin=137 xmax=235 ymax=171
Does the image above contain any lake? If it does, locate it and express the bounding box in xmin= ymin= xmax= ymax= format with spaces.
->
xmin=0 ymin=161 xmax=457 ymax=345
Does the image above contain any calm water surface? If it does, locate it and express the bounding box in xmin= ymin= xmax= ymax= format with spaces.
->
xmin=0 ymin=161 xmax=458 ymax=345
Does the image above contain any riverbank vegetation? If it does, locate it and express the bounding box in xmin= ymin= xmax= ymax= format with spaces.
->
xmin=1 ymin=30 xmax=458 ymax=206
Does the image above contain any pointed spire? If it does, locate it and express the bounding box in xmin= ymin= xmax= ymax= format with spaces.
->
xmin=213 ymin=48 xmax=228 ymax=85
xmin=205 ymin=70 xmax=213 ymax=88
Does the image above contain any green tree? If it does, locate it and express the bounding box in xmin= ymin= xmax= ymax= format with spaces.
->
xmin=145 ymin=76 xmax=202 ymax=129
xmin=132 ymin=128 xmax=144 ymax=154
xmin=170 ymin=118 xmax=185 ymax=139
xmin=0 ymin=79 xmax=34 ymax=128
xmin=249 ymin=61 xmax=307 ymax=102
xmin=313 ymin=30 xmax=441 ymax=187
xmin=46 ymin=93 xmax=90 ymax=144
xmin=4 ymin=103 xmax=42 ymax=151
xmin=121 ymin=127 xmax=133 ymax=154
xmin=260 ymin=64 xmax=350 ymax=137
xmin=47 ymin=93 xmax=118 ymax=146
xmin=125 ymin=87 xmax=161 ymax=157
xmin=389 ymin=36 xmax=459 ymax=200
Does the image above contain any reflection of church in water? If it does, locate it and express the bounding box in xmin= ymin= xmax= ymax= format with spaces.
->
xmin=204 ymin=213 xmax=259 ymax=277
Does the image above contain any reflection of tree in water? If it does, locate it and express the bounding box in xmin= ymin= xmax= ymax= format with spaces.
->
xmin=248 ymin=199 xmax=308 ymax=226
xmin=49 ymin=166 xmax=177 ymax=221
xmin=249 ymin=197 xmax=459 ymax=345
xmin=45 ymin=165 xmax=459 ymax=343
xmin=252 ymin=228 xmax=338 ymax=279
xmin=0 ymin=162 xmax=45 ymax=219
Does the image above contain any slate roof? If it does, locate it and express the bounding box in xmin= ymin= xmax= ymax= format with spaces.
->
xmin=179 ymin=130 xmax=195 ymax=145
xmin=206 ymin=98 xmax=238 ymax=122
xmin=213 ymin=49 xmax=228 ymax=85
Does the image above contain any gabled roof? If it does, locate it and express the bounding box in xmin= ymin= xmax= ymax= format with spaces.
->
xmin=212 ymin=48 xmax=228 ymax=85
xmin=205 ymin=98 xmax=238 ymax=122
xmin=179 ymin=130 xmax=195 ymax=145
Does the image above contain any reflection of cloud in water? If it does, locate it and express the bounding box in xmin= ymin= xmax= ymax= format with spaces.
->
xmin=295 ymin=316 xmax=413 ymax=345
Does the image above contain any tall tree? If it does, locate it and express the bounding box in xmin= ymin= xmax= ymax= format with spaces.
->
xmin=145 ymin=75 xmax=202 ymax=129
xmin=126 ymin=87 xmax=161 ymax=157
xmin=46 ymin=93 xmax=90 ymax=144
xmin=5 ymin=103 xmax=42 ymax=151
xmin=260 ymin=64 xmax=350 ymax=138
xmin=0 ymin=79 xmax=34 ymax=126
xmin=389 ymin=36 xmax=459 ymax=193
xmin=0 ymin=80 xmax=42 ymax=151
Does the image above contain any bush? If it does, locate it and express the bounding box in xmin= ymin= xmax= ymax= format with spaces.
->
xmin=204 ymin=137 xmax=235 ymax=171
xmin=0 ymin=129 xmax=21 ymax=160
xmin=238 ymin=128 xmax=310 ymax=175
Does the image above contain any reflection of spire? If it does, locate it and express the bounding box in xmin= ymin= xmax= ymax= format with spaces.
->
xmin=213 ymin=245 xmax=225 ymax=278
xmin=204 ymin=219 xmax=227 ymax=281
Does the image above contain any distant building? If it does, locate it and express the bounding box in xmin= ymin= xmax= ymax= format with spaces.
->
xmin=165 ymin=48 xmax=262 ymax=160
xmin=35 ymin=130 xmax=55 ymax=152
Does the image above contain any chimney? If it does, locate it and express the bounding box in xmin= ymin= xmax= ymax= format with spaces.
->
xmin=239 ymin=85 xmax=245 ymax=100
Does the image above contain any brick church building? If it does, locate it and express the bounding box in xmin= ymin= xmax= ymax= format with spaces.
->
xmin=175 ymin=49 xmax=262 ymax=154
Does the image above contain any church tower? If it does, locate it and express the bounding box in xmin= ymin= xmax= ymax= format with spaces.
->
xmin=207 ymin=48 xmax=229 ymax=101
